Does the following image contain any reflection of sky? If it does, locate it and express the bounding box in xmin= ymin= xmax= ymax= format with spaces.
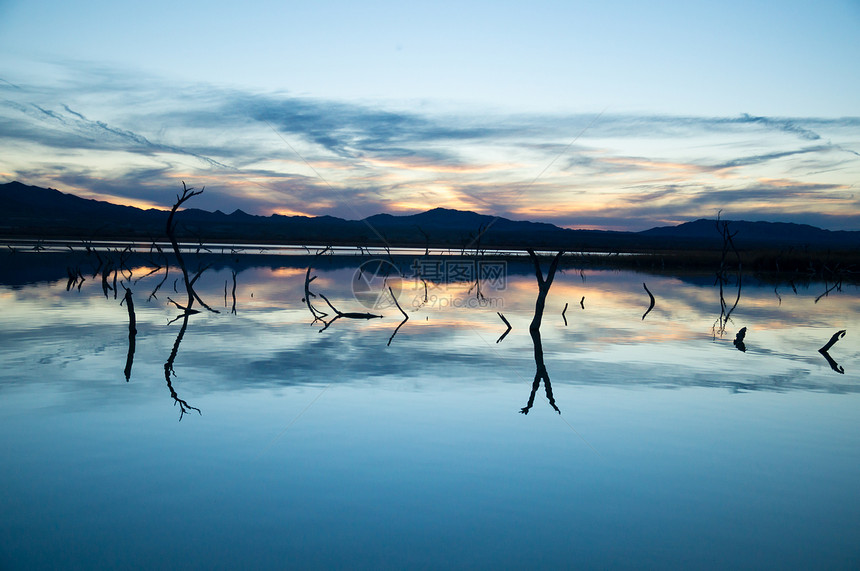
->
xmin=1 ymin=256 xmax=860 ymax=568
xmin=2 ymin=260 xmax=858 ymax=394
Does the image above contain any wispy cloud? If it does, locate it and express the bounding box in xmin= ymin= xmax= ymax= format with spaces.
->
xmin=1 ymin=63 xmax=859 ymax=230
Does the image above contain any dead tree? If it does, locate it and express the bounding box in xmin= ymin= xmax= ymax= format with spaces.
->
xmin=159 ymin=182 xmax=218 ymax=418
xmin=713 ymin=212 xmax=742 ymax=336
xmin=527 ymin=250 xmax=565 ymax=331
xmin=521 ymin=250 xmax=565 ymax=414
xmin=165 ymin=182 xmax=219 ymax=315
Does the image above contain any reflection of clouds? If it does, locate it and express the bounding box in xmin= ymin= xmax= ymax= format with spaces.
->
xmin=2 ymin=261 xmax=859 ymax=401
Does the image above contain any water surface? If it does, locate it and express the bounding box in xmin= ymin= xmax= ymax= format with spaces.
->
xmin=1 ymin=251 xmax=858 ymax=569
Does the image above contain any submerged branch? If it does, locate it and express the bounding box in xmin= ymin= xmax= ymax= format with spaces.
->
xmin=120 ymin=286 xmax=137 ymax=381
xmin=386 ymin=286 xmax=409 ymax=346
xmin=496 ymin=312 xmax=512 ymax=343
xmin=819 ymin=330 xmax=846 ymax=353
xmin=642 ymin=282 xmax=655 ymax=320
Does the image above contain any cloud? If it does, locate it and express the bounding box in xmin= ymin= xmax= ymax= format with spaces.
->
xmin=712 ymin=145 xmax=835 ymax=170
xmin=2 ymin=63 xmax=860 ymax=230
xmin=733 ymin=113 xmax=821 ymax=140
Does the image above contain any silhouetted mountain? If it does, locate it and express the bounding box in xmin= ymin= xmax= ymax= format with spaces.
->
xmin=2 ymin=181 xmax=858 ymax=252
xmin=642 ymin=218 xmax=860 ymax=249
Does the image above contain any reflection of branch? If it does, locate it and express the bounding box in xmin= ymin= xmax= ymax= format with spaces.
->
xmin=303 ymin=267 xmax=328 ymax=323
xmin=387 ymin=286 xmax=408 ymax=346
xmin=66 ymin=266 xmax=85 ymax=291
xmin=520 ymin=328 xmax=560 ymax=415
xmin=100 ymin=259 xmax=114 ymax=298
xmin=562 ymin=302 xmax=569 ymax=326
xmin=496 ymin=312 xmax=512 ymax=343
xmin=164 ymin=313 xmax=202 ymax=420
xmin=230 ymin=270 xmax=237 ymax=315
xmin=148 ymin=264 xmax=169 ymax=301
xmin=642 ymin=282 xmax=655 ymax=320
xmin=819 ymin=350 xmax=844 ymax=374
xmin=814 ymin=280 xmax=842 ymax=304
xmin=120 ymin=286 xmax=137 ymax=381
xmin=818 ymin=330 xmax=846 ymax=374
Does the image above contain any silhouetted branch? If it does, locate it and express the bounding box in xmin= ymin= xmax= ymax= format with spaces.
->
xmin=231 ymin=270 xmax=237 ymax=315
xmin=66 ymin=266 xmax=85 ymax=291
xmin=386 ymin=286 xmax=409 ymax=346
xmin=526 ymin=250 xmax=565 ymax=331
xmin=318 ymin=293 xmax=382 ymax=320
xmin=416 ymin=225 xmax=430 ymax=256
xmin=819 ymin=330 xmax=846 ymax=353
xmin=100 ymin=259 xmax=114 ymax=298
xmin=117 ymin=245 xmax=133 ymax=281
xmin=562 ymin=302 xmax=569 ymax=326
xmin=315 ymin=292 xmax=383 ymax=332
xmin=818 ymin=330 xmax=846 ymax=374
xmin=120 ymin=286 xmax=137 ymax=381
xmin=642 ymin=282 xmax=655 ymax=320
xmin=814 ymin=279 xmax=842 ymax=303
xmin=302 ymin=267 xmax=328 ymax=322
xmin=164 ymin=181 xmax=217 ymax=314
xmin=411 ymin=278 xmax=429 ymax=310
xmin=148 ymin=265 xmax=170 ymax=301
xmin=713 ymin=213 xmax=743 ymax=336
xmin=580 ymin=296 xmax=585 ymax=309
xmin=496 ymin=312 xmax=512 ymax=343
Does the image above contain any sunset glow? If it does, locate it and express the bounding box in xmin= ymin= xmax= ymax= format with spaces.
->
xmin=0 ymin=1 xmax=858 ymax=231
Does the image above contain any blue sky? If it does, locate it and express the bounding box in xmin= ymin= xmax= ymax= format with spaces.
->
xmin=1 ymin=0 xmax=859 ymax=230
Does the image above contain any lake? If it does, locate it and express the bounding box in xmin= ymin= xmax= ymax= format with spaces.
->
xmin=1 ymin=248 xmax=858 ymax=569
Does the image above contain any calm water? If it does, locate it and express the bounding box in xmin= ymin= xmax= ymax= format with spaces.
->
xmin=1 ymin=250 xmax=859 ymax=569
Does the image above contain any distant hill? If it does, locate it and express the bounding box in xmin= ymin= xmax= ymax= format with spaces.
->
xmin=2 ymin=181 xmax=859 ymax=252
xmin=641 ymin=218 xmax=860 ymax=249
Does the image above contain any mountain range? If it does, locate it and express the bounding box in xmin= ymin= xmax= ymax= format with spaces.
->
xmin=2 ymin=181 xmax=859 ymax=252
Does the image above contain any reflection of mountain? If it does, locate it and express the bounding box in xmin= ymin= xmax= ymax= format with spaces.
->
xmin=4 ymin=181 xmax=859 ymax=251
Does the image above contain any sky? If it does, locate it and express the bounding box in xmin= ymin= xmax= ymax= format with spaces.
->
xmin=1 ymin=0 xmax=859 ymax=231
